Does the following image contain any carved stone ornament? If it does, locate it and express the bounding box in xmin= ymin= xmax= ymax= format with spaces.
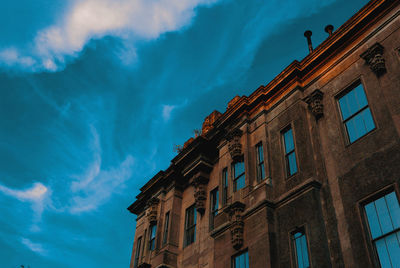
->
xmin=226 ymin=201 xmax=246 ymax=250
xmin=303 ymin=89 xmax=324 ymax=120
xmin=226 ymin=128 xmax=243 ymax=162
xmin=202 ymin=110 xmax=222 ymax=134
xmin=360 ymin=43 xmax=386 ymax=77
xmin=138 ymin=263 xmax=151 ymax=268
xmin=227 ymin=95 xmax=241 ymax=110
xmin=192 ymin=175 xmax=209 ymax=215
xmin=146 ymin=197 xmax=160 ymax=224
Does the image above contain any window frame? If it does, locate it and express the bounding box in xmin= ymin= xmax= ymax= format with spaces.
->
xmin=232 ymin=161 xmax=246 ymax=192
xmin=360 ymin=188 xmax=400 ymax=268
xmin=336 ymin=81 xmax=376 ymax=145
xmin=282 ymin=126 xmax=298 ymax=178
xmin=222 ymin=168 xmax=228 ymax=205
xmin=290 ymin=227 xmax=311 ymax=268
xmin=231 ymin=249 xmax=249 ymax=268
xmin=184 ymin=204 xmax=197 ymax=247
xmin=133 ymin=236 xmax=142 ymax=268
xmin=149 ymin=224 xmax=157 ymax=251
xmin=210 ymin=187 xmax=219 ymax=230
xmin=162 ymin=211 xmax=170 ymax=246
xmin=255 ymin=142 xmax=266 ymax=182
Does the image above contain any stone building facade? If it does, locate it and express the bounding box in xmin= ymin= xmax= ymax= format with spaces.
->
xmin=127 ymin=0 xmax=400 ymax=267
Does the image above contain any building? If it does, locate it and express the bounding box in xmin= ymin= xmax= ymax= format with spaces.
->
xmin=127 ymin=0 xmax=400 ymax=267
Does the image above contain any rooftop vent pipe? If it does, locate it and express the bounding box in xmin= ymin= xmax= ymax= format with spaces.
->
xmin=304 ymin=30 xmax=313 ymax=54
xmin=325 ymin=25 xmax=334 ymax=36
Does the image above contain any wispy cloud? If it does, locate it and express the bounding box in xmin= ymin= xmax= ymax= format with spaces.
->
xmin=0 ymin=0 xmax=220 ymax=72
xmin=0 ymin=182 xmax=48 ymax=202
xmin=68 ymin=126 xmax=135 ymax=214
xmin=21 ymin=237 xmax=47 ymax=255
xmin=0 ymin=182 xmax=50 ymax=232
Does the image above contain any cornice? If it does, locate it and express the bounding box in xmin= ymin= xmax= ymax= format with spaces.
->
xmin=128 ymin=0 xmax=400 ymax=215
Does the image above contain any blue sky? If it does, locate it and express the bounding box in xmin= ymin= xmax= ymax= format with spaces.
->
xmin=0 ymin=0 xmax=368 ymax=267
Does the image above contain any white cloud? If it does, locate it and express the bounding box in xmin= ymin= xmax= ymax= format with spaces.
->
xmin=162 ymin=104 xmax=176 ymax=121
xmin=0 ymin=0 xmax=220 ymax=71
xmin=0 ymin=182 xmax=48 ymax=202
xmin=0 ymin=182 xmax=50 ymax=231
xmin=21 ymin=237 xmax=47 ymax=255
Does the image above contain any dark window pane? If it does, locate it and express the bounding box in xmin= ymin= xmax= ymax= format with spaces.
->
xmin=346 ymin=119 xmax=358 ymax=143
xmin=361 ymin=108 xmax=375 ymax=133
xmin=288 ymin=152 xmax=298 ymax=175
xmin=386 ymin=192 xmax=400 ymax=229
xmin=233 ymin=251 xmax=248 ymax=268
xmin=295 ymin=236 xmax=304 ymax=268
xmin=386 ymin=232 xmax=400 ymax=267
xmin=259 ymin=163 xmax=265 ymax=180
xmin=184 ymin=205 xmax=196 ymax=246
xmin=376 ymin=238 xmax=392 ymax=268
xmin=257 ymin=143 xmax=264 ymax=162
xmin=300 ymin=235 xmax=310 ymax=268
xmin=346 ymin=89 xmax=359 ymax=116
xmin=354 ymin=84 xmax=368 ymax=109
xmin=294 ymin=231 xmax=310 ymax=268
xmin=235 ymin=161 xmax=245 ymax=176
xmin=365 ymin=202 xmax=383 ymax=239
xmin=237 ymin=174 xmax=245 ymax=191
xmin=376 ymin=197 xmax=394 ymax=234
xmin=283 ymin=128 xmax=294 ymax=152
xmin=339 ymin=96 xmax=351 ymax=121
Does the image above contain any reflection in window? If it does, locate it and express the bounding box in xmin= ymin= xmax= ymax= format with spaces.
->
xmin=184 ymin=205 xmax=197 ymax=247
xmin=133 ymin=236 xmax=142 ymax=268
xmin=210 ymin=188 xmax=219 ymax=229
xmin=338 ymin=83 xmax=375 ymax=143
xmin=222 ymin=168 xmax=228 ymax=205
xmin=232 ymin=250 xmax=249 ymax=268
xmin=256 ymin=142 xmax=265 ymax=182
xmin=364 ymin=192 xmax=400 ymax=268
xmin=149 ymin=224 xmax=157 ymax=251
xmin=283 ymin=127 xmax=297 ymax=176
xmin=232 ymin=161 xmax=245 ymax=192
xmin=292 ymin=229 xmax=310 ymax=268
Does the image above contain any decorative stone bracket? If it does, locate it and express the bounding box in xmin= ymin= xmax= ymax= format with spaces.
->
xmin=226 ymin=128 xmax=243 ymax=162
xmin=225 ymin=201 xmax=246 ymax=250
xmin=146 ymin=197 xmax=160 ymax=225
xmin=191 ymin=173 xmax=209 ymax=215
xmin=360 ymin=43 xmax=386 ymax=77
xmin=303 ymin=89 xmax=324 ymax=120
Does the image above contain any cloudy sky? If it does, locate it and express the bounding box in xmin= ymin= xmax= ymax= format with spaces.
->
xmin=0 ymin=0 xmax=368 ymax=267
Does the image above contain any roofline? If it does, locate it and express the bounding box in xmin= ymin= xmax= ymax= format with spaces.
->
xmin=128 ymin=0 xmax=399 ymax=215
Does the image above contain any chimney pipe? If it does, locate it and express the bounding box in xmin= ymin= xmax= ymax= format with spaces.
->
xmin=325 ymin=25 xmax=334 ymax=37
xmin=304 ymin=30 xmax=313 ymax=53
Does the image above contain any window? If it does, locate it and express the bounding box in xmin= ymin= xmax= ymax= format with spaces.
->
xmin=142 ymin=229 xmax=147 ymax=259
xmin=149 ymin=224 xmax=157 ymax=251
xmin=256 ymin=142 xmax=265 ymax=182
xmin=364 ymin=191 xmax=400 ymax=268
xmin=232 ymin=250 xmax=249 ymax=268
xmin=292 ymin=229 xmax=310 ymax=268
xmin=133 ymin=236 xmax=142 ymax=268
xmin=222 ymin=168 xmax=228 ymax=205
xmin=232 ymin=161 xmax=245 ymax=192
xmin=162 ymin=211 xmax=170 ymax=245
xmin=338 ymin=83 xmax=375 ymax=143
xmin=282 ymin=127 xmax=297 ymax=177
xmin=210 ymin=188 xmax=219 ymax=229
xmin=184 ymin=205 xmax=197 ymax=247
